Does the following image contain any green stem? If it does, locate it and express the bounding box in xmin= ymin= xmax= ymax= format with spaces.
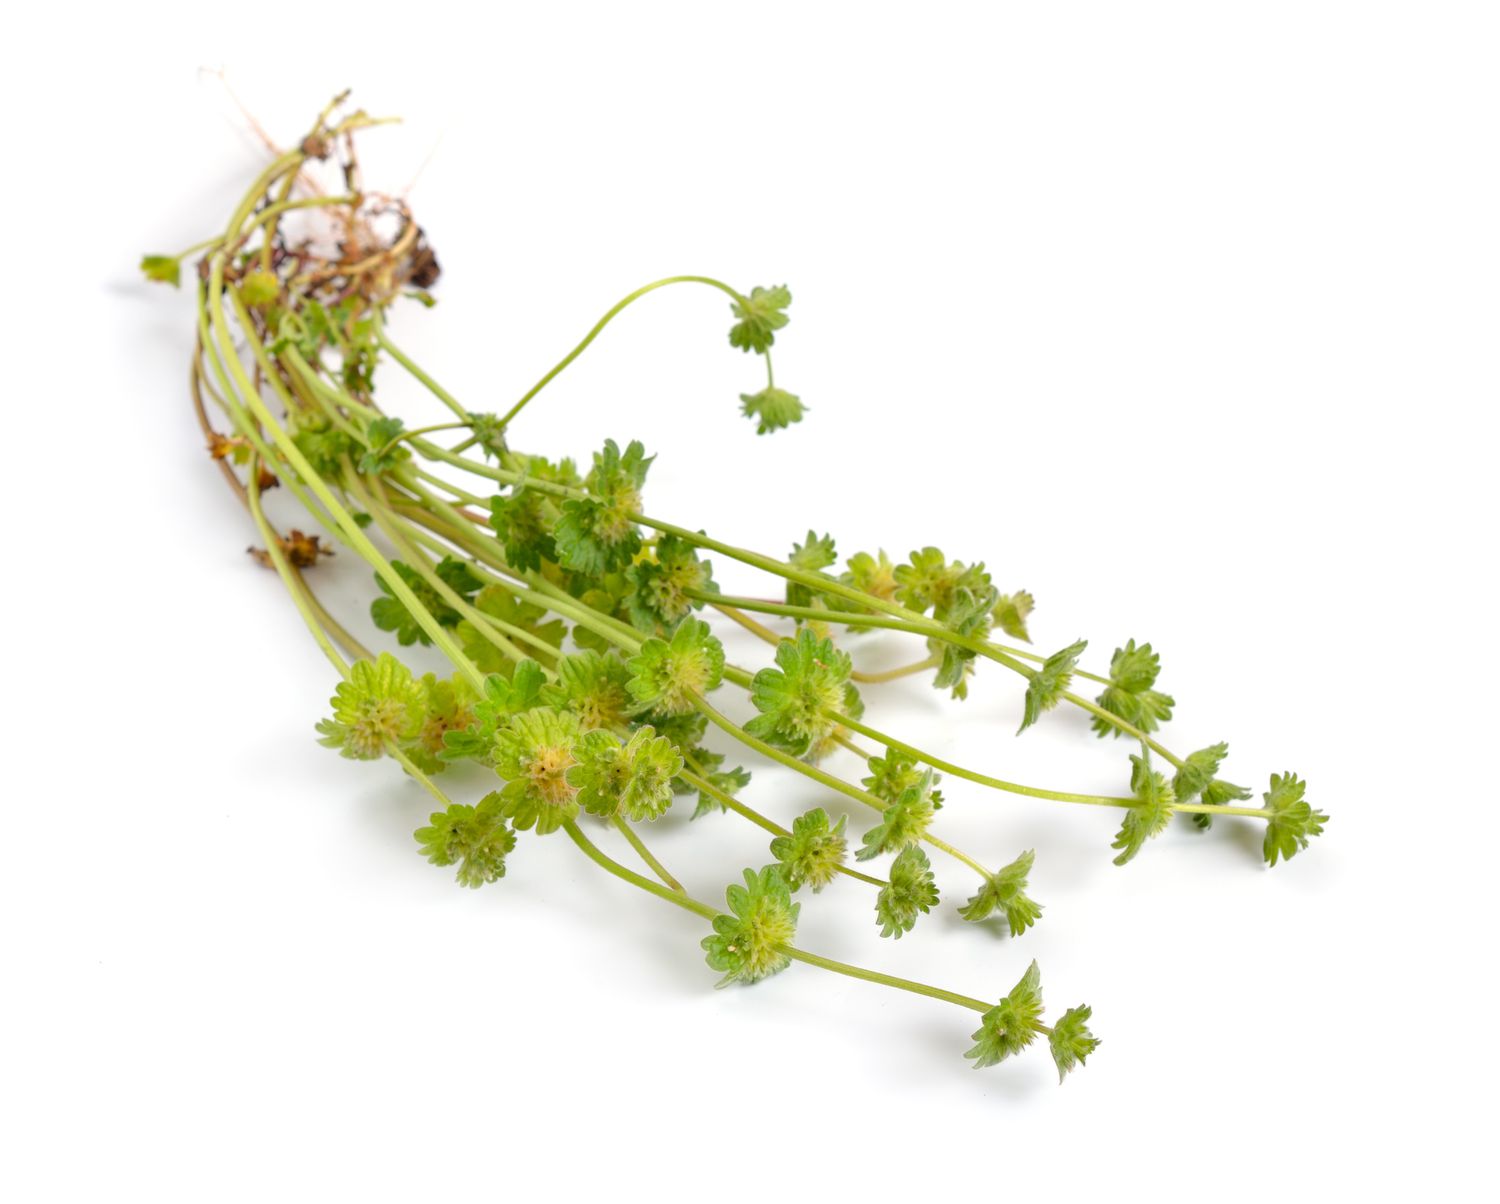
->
xmin=611 ymin=816 xmax=684 ymax=893
xmin=560 ymin=821 xmax=988 ymax=1013
xmin=346 ymin=469 xmax=538 ymax=666
xmin=852 ymin=655 xmax=943 ymax=685
xmin=495 ymin=275 xmax=754 ymax=429
xmin=699 ymin=591 xmax=1109 ymax=686
xmin=838 ymin=713 xmax=1135 ymax=809
xmin=562 ymin=819 xmax=717 ymax=920
xmin=246 ymin=460 xmax=347 ymax=675
xmin=208 ymin=277 xmax=485 ymax=688
xmin=375 ymin=325 xmax=472 ymax=422
xmin=372 ymin=420 xmax=472 ymax=463
xmin=296 ymin=574 xmax=375 ymax=663
xmin=777 ymin=947 xmax=989 ymax=1013
xmin=691 ymin=696 xmax=991 ymax=880
xmin=679 ymin=764 xmax=887 ymax=889
xmin=388 ymin=744 xmax=459 ymax=809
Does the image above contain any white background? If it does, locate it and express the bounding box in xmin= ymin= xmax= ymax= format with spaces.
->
xmin=3 ymin=2 xmax=1496 ymax=1199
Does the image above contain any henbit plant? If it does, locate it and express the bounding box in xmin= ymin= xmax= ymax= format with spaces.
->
xmin=145 ymin=96 xmax=1327 ymax=1083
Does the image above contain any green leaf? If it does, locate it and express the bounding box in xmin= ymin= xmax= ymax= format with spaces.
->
xmin=894 ymin=547 xmax=954 ymax=615
xmin=958 ymin=849 xmax=1044 ymax=937
xmin=443 ymin=661 xmax=549 ymax=764
xmin=1049 ymin=1005 xmax=1101 ymax=1083
xmin=702 ymin=866 xmax=800 ymax=986
xmin=728 ymin=284 xmax=791 ymax=354
xmin=1172 ymin=742 xmax=1251 ymax=830
xmin=770 ymin=808 xmax=848 ymax=893
xmin=467 ymin=412 xmax=509 ymax=460
xmin=786 ymin=531 xmax=837 ymax=608
xmin=317 ymin=653 xmax=426 ymax=761
xmin=1092 ymin=639 xmax=1175 ymax=738
xmin=1262 ymin=772 xmax=1327 ymax=867
xmin=570 ymin=581 xmax=632 ymax=653
xmin=856 ymin=772 xmax=940 ymax=861
xmin=140 ymin=254 xmax=181 ymax=287
xmin=567 ymin=725 xmax=684 ymax=821
xmin=625 ymin=534 xmax=716 ymax=632
xmin=291 ymin=419 xmax=356 ymax=477
xmin=625 ymin=617 xmax=725 ymax=715
xmin=404 ymin=673 xmax=479 ymax=774
xmin=875 ymin=846 xmax=939 ymax=938
xmin=457 ymin=584 xmax=567 ymax=676
xmin=689 ymin=762 xmax=752 ymax=820
xmin=589 ymin=437 xmax=653 ymax=495
xmin=927 ymin=585 xmax=995 ymax=700
xmin=1173 ymin=741 xmax=1229 ymax=800
xmin=744 ymin=627 xmax=863 ymax=760
xmin=739 ymin=387 xmax=806 ymax=434
xmin=370 ymin=560 xmax=476 ymax=647
xmin=862 ymin=748 xmax=943 ymax=807
xmin=839 ymin=550 xmax=900 ymax=623
xmin=554 ymin=498 xmax=640 ymax=576
xmin=488 ymin=487 xmax=557 ymax=572
xmin=358 ymin=415 xmax=410 ymax=475
xmin=542 ymin=650 xmax=634 ymax=733
xmin=992 ymin=590 xmax=1035 ymax=642
xmin=553 ymin=439 xmax=651 ymax=576
xmin=1203 ymin=777 xmax=1256 ymax=807
xmin=415 ymin=793 xmax=516 ymax=888
xmin=1112 ymin=749 xmax=1176 ymax=865
xmin=493 ymin=708 xmax=585 ymax=834
xmin=965 ymin=961 xmax=1046 ymax=1069
xmin=1019 ymin=639 xmax=1088 ymax=734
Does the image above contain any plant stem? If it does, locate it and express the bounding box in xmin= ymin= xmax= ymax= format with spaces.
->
xmin=563 ymin=820 xmax=717 ymax=919
xmin=691 ymin=696 xmax=992 ymax=880
xmin=777 ymin=947 xmax=989 ymax=1013
xmin=560 ymin=821 xmax=989 ymax=1013
xmin=679 ymin=764 xmax=887 ymax=889
xmin=246 ymin=459 xmax=348 ymax=675
xmin=208 ymin=277 xmax=485 ymax=688
xmin=611 ymin=816 xmax=684 ymax=893
xmin=495 ymin=275 xmax=760 ymax=429
xmin=376 ymin=325 xmax=472 ymax=421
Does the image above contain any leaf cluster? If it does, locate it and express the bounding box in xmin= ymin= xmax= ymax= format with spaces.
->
xmin=875 ymin=846 xmax=939 ymax=938
xmin=370 ymin=557 xmax=482 ymax=646
xmin=745 ymin=627 xmax=863 ymax=760
xmin=958 ymin=849 xmax=1044 ymax=937
xmin=770 ymin=808 xmax=848 ymax=892
xmin=1092 ymin=639 xmax=1175 ymax=738
xmin=702 ymin=866 xmax=800 ymax=986
xmin=1019 ymin=639 xmax=1087 ymax=733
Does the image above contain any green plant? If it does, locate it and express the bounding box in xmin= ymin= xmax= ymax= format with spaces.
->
xmin=145 ymin=95 xmax=1327 ymax=1082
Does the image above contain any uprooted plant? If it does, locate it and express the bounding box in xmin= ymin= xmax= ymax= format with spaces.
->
xmin=144 ymin=95 xmax=1326 ymax=1082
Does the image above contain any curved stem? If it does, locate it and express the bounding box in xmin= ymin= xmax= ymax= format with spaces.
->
xmin=209 ymin=278 xmax=485 ymax=688
xmin=376 ymin=326 xmax=472 ymax=421
xmin=563 ymin=819 xmax=717 ymax=920
xmin=852 ymin=655 xmax=942 ymax=685
xmin=612 ymin=816 xmax=684 ymax=893
xmin=246 ymin=459 xmax=348 ymax=675
xmin=679 ymin=764 xmax=887 ymax=890
xmin=496 ymin=275 xmax=755 ymax=429
xmin=346 ymin=469 xmax=537 ymax=666
xmin=777 ymin=947 xmax=989 ymax=1013
xmin=560 ymin=821 xmax=988 ymax=1013
xmin=691 ymin=696 xmax=991 ymax=880
xmin=711 ymin=601 xmax=784 ymax=646
xmin=388 ymin=744 xmax=457 ymax=809
xmin=839 ymin=713 xmax=1267 ymax=817
xmin=372 ymin=420 xmax=472 ymax=462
